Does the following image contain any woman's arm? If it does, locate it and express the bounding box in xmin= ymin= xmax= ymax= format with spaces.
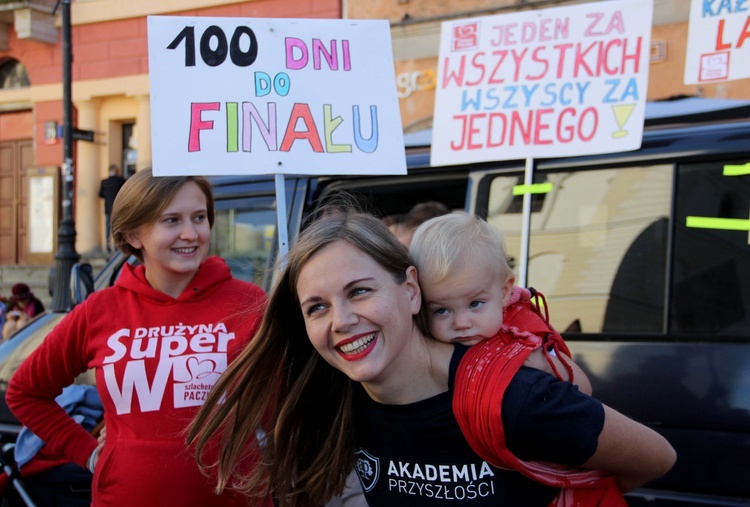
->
xmin=503 ymin=368 xmax=675 ymax=490
xmin=580 ymin=404 xmax=676 ymax=492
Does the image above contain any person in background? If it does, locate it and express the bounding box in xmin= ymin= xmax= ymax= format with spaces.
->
xmin=389 ymin=201 xmax=450 ymax=248
xmin=99 ymin=164 xmax=126 ymax=252
xmin=2 ymin=304 xmax=30 ymax=342
xmin=7 ymin=169 xmax=268 ymax=507
xmin=188 ymin=209 xmax=676 ymax=507
xmin=0 ymin=296 xmax=7 ymax=330
xmin=9 ymin=283 xmax=45 ymax=319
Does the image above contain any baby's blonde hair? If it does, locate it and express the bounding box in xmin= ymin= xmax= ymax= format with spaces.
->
xmin=410 ymin=211 xmax=513 ymax=284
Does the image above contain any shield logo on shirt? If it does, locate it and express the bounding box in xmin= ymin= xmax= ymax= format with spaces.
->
xmin=354 ymin=448 xmax=380 ymax=492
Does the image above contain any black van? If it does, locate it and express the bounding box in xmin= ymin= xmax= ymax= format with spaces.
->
xmin=1 ymin=97 xmax=749 ymax=506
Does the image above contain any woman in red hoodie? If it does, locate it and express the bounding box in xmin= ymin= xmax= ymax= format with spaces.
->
xmin=7 ymin=169 xmax=268 ymax=507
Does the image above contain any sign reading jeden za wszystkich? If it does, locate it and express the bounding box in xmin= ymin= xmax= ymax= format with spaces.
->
xmin=431 ymin=0 xmax=653 ymax=166
xmin=147 ymin=17 xmax=405 ymax=176
xmin=684 ymin=0 xmax=750 ymax=85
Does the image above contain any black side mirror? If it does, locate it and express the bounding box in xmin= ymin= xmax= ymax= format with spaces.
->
xmin=70 ymin=263 xmax=94 ymax=306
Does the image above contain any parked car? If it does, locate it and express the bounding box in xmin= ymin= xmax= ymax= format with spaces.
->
xmin=1 ymin=97 xmax=749 ymax=506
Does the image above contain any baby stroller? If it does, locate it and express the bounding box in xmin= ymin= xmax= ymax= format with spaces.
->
xmin=0 ymin=385 xmax=102 ymax=507
xmin=0 ymin=442 xmax=37 ymax=507
xmin=0 ymin=442 xmax=92 ymax=507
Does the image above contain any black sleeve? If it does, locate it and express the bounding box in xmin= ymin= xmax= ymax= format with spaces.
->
xmin=502 ymin=366 xmax=605 ymax=466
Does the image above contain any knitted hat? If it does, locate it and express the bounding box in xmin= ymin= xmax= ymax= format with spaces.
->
xmin=10 ymin=283 xmax=33 ymax=301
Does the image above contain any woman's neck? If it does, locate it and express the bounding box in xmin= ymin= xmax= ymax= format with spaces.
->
xmin=362 ymin=336 xmax=454 ymax=405
xmin=144 ymin=266 xmax=199 ymax=299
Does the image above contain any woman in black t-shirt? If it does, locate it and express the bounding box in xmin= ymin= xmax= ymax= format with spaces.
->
xmin=189 ymin=210 xmax=676 ymax=507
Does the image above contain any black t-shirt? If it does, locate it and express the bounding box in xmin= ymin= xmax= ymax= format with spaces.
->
xmin=352 ymin=345 xmax=604 ymax=506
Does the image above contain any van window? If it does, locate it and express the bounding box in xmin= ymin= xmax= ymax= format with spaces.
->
xmin=210 ymin=196 xmax=277 ymax=287
xmin=486 ymin=165 xmax=673 ymax=334
xmin=671 ymin=159 xmax=750 ymax=336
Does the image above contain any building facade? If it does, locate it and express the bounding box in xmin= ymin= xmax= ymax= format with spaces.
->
xmin=346 ymin=0 xmax=750 ymax=131
xmin=0 ymin=0 xmax=339 ymax=266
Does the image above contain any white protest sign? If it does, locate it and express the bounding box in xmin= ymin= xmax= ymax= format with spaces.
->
xmin=431 ymin=0 xmax=653 ymax=166
xmin=147 ymin=17 xmax=405 ymax=176
xmin=684 ymin=0 xmax=750 ymax=84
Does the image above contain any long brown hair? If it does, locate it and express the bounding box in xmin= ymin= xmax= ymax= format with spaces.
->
xmin=187 ymin=210 xmax=426 ymax=506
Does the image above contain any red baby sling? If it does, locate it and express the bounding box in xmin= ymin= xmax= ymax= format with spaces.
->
xmin=453 ymin=288 xmax=627 ymax=507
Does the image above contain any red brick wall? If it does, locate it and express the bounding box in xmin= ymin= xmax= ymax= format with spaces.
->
xmin=0 ymin=0 xmax=341 ymax=167
xmin=0 ymin=0 xmax=343 ymax=85
xmin=347 ymin=0 xmax=518 ymax=22
xmin=0 ymin=110 xmax=33 ymax=141
xmin=0 ymin=29 xmax=60 ymax=86
xmin=34 ymin=101 xmax=64 ymax=167
xmin=72 ymin=0 xmax=341 ymax=80
xmin=74 ymin=17 xmax=147 ymax=81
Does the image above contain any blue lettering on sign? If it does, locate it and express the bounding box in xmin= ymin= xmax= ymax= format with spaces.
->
xmin=703 ymin=0 xmax=748 ymax=17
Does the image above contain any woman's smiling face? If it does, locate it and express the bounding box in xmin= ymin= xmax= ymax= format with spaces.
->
xmin=296 ymin=240 xmax=422 ymax=389
xmin=126 ymin=181 xmax=210 ymax=295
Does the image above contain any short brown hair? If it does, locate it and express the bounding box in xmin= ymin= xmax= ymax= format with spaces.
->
xmin=410 ymin=211 xmax=513 ymax=284
xmin=110 ymin=168 xmax=214 ymax=260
